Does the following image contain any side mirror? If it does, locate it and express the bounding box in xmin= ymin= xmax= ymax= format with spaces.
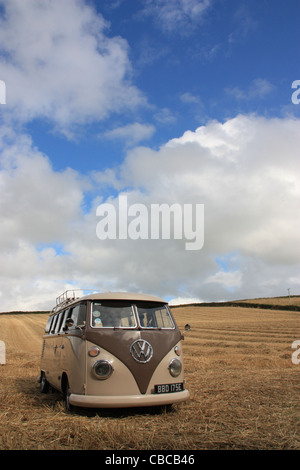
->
xmin=181 ymin=323 xmax=191 ymax=340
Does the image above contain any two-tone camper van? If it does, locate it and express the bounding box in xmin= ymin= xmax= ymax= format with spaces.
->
xmin=39 ymin=291 xmax=190 ymax=410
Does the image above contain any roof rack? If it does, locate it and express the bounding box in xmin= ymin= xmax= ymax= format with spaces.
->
xmin=51 ymin=289 xmax=99 ymax=314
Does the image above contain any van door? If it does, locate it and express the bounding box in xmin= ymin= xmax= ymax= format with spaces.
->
xmin=52 ymin=308 xmax=69 ymax=389
xmin=47 ymin=310 xmax=67 ymax=390
xmin=60 ymin=302 xmax=87 ymax=395
xmin=41 ymin=315 xmax=56 ymax=386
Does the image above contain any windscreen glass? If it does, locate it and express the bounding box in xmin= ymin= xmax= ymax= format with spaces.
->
xmin=136 ymin=302 xmax=174 ymax=329
xmin=91 ymin=300 xmax=174 ymax=329
xmin=91 ymin=301 xmax=136 ymax=328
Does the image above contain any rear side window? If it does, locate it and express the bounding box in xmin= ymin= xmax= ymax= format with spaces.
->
xmin=56 ymin=309 xmax=69 ymax=333
xmin=51 ymin=314 xmax=60 ymax=333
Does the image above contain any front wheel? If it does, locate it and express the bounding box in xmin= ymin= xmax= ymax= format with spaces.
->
xmin=63 ymin=378 xmax=74 ymax=412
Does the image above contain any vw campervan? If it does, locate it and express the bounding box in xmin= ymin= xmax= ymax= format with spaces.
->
xmin=39 ymin=291 xmax=190 ymax=410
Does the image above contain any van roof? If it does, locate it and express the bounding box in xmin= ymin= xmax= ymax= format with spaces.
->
xmin=52 ymin=291 xmax=166 ymax=313
xmin=81 ymin=292 xmax=166 ymax=303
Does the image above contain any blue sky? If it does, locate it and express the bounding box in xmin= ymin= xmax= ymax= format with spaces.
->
xmin=0 ymin=0 xmax=299 ymax=310
xmin=28 ymin=0 xmax=299 ymax=172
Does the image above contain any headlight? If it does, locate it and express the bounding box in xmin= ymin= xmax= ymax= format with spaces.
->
xmin=174 ymin=346 xmax=182 ymax=356
xmin=168 ymin=358 xmax=182 ymax=377
xmin=92 ymin=360 xmax=114 ymax=380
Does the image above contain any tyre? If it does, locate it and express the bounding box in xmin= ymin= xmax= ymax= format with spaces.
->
xmin=62 ymin=376 xmax=74 ymax=412
xmin=39 ymin=372 xmax=49 ymax=393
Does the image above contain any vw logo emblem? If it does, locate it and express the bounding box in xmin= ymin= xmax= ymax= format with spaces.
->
xmin=130 ymin=339 xmax=153 ymax=363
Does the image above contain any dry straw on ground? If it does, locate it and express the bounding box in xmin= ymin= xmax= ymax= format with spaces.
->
xmin=0 ymin=298 xmax=299 ymax=450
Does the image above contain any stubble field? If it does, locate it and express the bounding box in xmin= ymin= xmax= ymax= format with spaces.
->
xmin=0 ymin=298 xmax=299 ymax=450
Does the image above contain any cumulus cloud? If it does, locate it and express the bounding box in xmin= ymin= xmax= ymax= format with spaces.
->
xmin=1 ymin=114 xmax=300 ymax=310
xmin=92 ymin=114 xmax=300 ymax=301
xmin=0 ymin=127 xmax=85 ymax=248
xmin=0 ymin=0 xmax=145 ymax=134
xmin=0 ymin=126 xmax=87 ymax=309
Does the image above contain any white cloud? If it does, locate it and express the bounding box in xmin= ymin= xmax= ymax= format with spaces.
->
xmin=1 ymin=114 xmax=300 ymax=310
xmin=204 ymin=270 xmax=242 ymax=289
xmin=225 ymin=78 xmax=275 ymax=101
xmin=141 ymin=0 xmax=212 ymax=33
xmin=154 ymin=108 xmax=177 ymax=124
xmin=0 ymin=126 xmax=88 ymax=309
xmin=169 ymin=297 xmax=203 ymax=306
xmin=180 ymin=92 xmax=202 ymax=104
xmin=98 ymin=114 xmax=300 ymax=297
xmin=0 ymin=127 xmax=86 ymax=248
xmin=0 ymin=0 xmax=145 ymax=134
xmin=228 ymin=4 xmax=257 ymax=44
xmin=102 ymin=122 xmax=156 ymax=146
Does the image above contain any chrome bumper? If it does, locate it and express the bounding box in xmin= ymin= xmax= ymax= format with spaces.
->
xmin=69 ymin=389 xmax=190 ymax=408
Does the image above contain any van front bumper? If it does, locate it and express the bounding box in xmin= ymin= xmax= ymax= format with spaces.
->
xmin=69 ymin=389 xmax=190 ymax=408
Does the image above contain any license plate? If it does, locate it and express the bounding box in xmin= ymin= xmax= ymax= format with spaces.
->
xmin=154 ymin=383 xmax=184 ymax=394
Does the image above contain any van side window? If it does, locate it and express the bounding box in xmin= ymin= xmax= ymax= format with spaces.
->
xmin=56 ymin=309 xmax=69 ymax=333
xmin=54 ymin=313 xmax=62 ymax=334
xmin=51 ymin=314 xmax=60 ymax=333
xmin=45 ymin=316 xmax=53 ymax=334
xmin=70 ymin=303 xmax=86 ymax=328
